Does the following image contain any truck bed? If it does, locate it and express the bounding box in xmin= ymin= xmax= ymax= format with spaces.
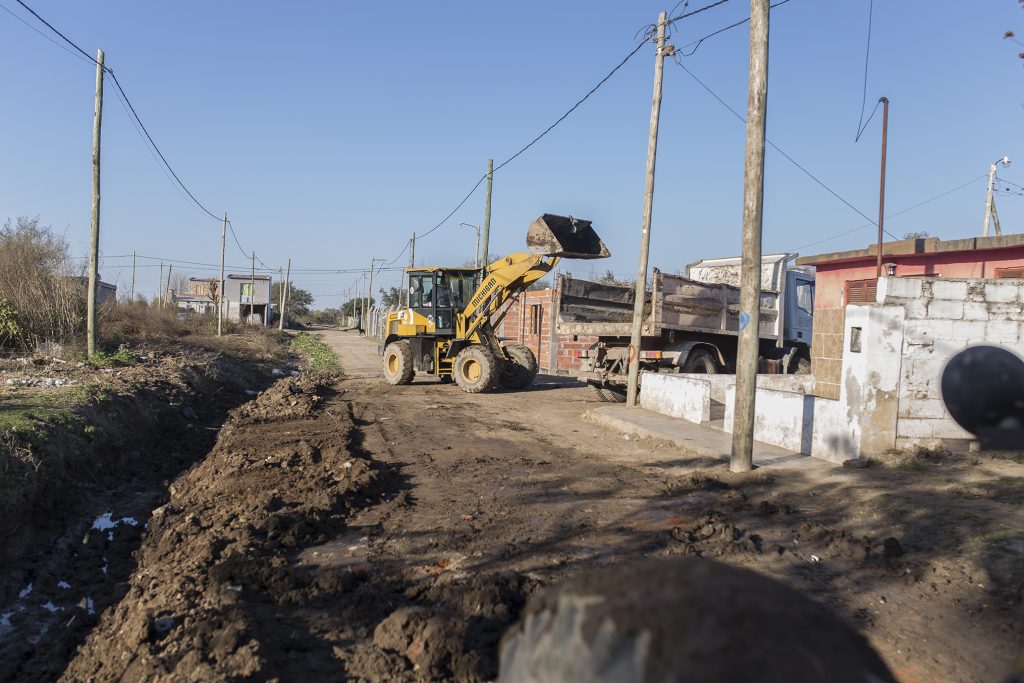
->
xmin=557 ymin=269 xmax=781 ymax=340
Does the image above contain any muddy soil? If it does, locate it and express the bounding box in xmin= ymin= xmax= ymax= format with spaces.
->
xmin=45 ymin=332 xmax=1024 ymax=681
xmin=0 ymin=345 xmax=283 ymax=681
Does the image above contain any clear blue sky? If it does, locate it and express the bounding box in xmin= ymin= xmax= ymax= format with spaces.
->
xmin=1 ymin=1 xmax=1022 ymax=305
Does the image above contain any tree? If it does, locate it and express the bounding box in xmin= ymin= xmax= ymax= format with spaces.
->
xmin=271 ymin=282 xmax=313 ymax=317
xmin=379 ymin=286 xmax=402 ymax=308
xmin=596 ymin=269 xmax=633 ymax=287
xmin=341 ymin=297 xmax=373 ymax=317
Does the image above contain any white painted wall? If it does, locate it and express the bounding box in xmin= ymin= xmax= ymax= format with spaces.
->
xmin=639 ymin=373 xmax=710 ymax=424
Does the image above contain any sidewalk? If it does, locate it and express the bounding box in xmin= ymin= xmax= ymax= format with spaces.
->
xmin=586 ymin=405 xmax=830 ymax=471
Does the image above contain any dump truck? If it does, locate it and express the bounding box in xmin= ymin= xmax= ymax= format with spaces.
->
xmin=558 ymin=253 xmax=815 ymax=401
xmin=379 ymin=214 xmax=609 ymax=393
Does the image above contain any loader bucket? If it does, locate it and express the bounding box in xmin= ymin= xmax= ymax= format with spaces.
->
xmin=526 ymin=214 xmax=610 ymax=260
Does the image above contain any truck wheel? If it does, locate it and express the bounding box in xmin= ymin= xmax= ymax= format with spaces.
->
xmin=453 ymin=346 xmax=499 ymax=393
xmin=501 ymin=344 xmax=539 ymax=390
xmin=682 ymin=349 xmax=718 ymax=374
xmin=589 ymin=382 xmax=627 ymax=403
xmin=382 ymin=340 xmax=415 ymax=385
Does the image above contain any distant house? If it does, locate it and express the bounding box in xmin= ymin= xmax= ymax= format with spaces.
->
xmin=69 ymin=276 xmax=117 ymax=305
xmin=174 ymin=275 xmax=273 ymax=324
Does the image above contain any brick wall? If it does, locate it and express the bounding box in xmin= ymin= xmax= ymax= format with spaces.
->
xmin=810 ymin=306 xmax=844 ymax=399
xmin=497 ymin=289 xmax=596 ymax=373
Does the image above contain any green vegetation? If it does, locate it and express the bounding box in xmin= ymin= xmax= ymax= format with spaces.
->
xmin=291 ymin=332 xmax=340 ymax=373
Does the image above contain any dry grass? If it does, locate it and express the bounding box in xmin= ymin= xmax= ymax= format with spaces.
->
xmin=0 ymin=217 xmax=84 ymax=349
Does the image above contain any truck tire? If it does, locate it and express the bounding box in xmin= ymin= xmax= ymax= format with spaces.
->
xmin=454 ymin=346 xmax=499 ymax=393
xmin=589 ymin=382 xmax=627 ymax=403
xmin=682 ymin=349 xmax=718 ymax=374
xmin=382 ymin=340 xmax=415 ymax=385
xmin=501 ymin=344 xmax=539 ymax=390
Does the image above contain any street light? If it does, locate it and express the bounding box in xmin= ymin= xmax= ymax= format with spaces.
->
xmin=984 ymin=156 xmax=1012 ymax=237
xmin=460 ymin=222 xmax=481 ymax=268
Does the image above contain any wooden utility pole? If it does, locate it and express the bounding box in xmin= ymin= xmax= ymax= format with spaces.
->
xmin=249 ymin=252 xmax=256 ymax=325
xmin=625 ymin=12 xmax=669 ymax=407
xmin=481 ymin=159 xmax=493 ymax=268
xmin=278 ymin=257 xmax=291 ymax=330
xmin=875 ymin=97 xmax=889 ymax=279
xmin=129 ymin=250 xmax=136 ymax=302
xmin=730 ymin=0 xmax=771 ymax=473
xmin=218 ymin=213 xmax=226 ymax=335
xmin=86 ymin=49 xmax=105 ymax=358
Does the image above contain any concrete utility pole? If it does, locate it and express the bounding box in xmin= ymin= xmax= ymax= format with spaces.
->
xmin=460 ymin=223 xmax=481 ymax=267
xmin=129 ymin=250 xmax=136 ymax=302
xmin=86 ymin=49 xmax=105 ymax=358
xmin=247 ymin=252 xmax=255 ymax=325
xmin=365 ymin=257 xmax=383 ymax=337
xmin=730 ymin=0 xmax=771 ymax=474
xmin=875 ymin=97 xmax=889 ymax=279
xmin=625 ymin=12 xmax=669 ymax=407
xmin=279 ymin=257 xmax=291 ymax=330
xmin=481 ymin=158 xmax=493 ymax=268
xmin=218 ymin=213 xmax=226 ymax=335
xmin=158 ymin=262 xmax=164 ymax=308
xmin=983 ymin=156 xmax=1011 ymax=237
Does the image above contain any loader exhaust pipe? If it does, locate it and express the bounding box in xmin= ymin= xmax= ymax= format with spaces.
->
xmin=526 ymin=214 xmax=610 ymax=260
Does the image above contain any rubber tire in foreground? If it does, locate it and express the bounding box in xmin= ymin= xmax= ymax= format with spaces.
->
xmin=382 ymin=340 xmax=415 ymax=385
xmin=453 ymin=346 xmax=499 ymax=393
xmin=590 ymin=382 xmax=627 ymax=403
xmin=501 ymin=344 xmax=540 ymax=390
xmin=681 ymin=349 xmax=718 ymax=374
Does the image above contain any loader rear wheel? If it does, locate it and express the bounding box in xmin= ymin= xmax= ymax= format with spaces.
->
xmin=453 ymin=346 xmax=498 ymax=393
xmin=382 ymin=340 xmax=415 ymax=385
xmin=501 ymin=344 xmax=539 ymax=390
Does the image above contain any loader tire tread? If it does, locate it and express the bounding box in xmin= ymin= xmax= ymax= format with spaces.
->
xmin=453 ymin=346 xmax=499 ymax=393
xmin=502 ymin=343 xmax=540 ymax=390
xmin=382 ymin=340 xmax=415 ymax=385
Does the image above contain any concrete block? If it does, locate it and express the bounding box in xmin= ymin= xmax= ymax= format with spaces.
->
xmin=905 ymin=319 xmax=953 ymax=340
xmin=930 ymin=419 xmax=974 ymax=440
xmin=986 ymin=320 xmax=1020 ymax=343
xmin=962 ymin=302 xmax=990 ymax=321
xmin=950 ymin=320 xmax=987 ymax=341
xmin=927 ymin=300 xmax=964 ymax=320
xmin=897 ymin=418 xmax=933 ymax=439
xmin=904 ymin=299 xmax=928 ymax=319
xmin=985 ymin=282 xmax=1019 ymax=303
xmin=904 ymin=398 xmax=947 ymax=419
xmin=931 ymin=280 xmax=969 ymax=301
xmin=883 ymin=277 xmax=923 ymax=300
xmin=989 ymin=302 xmax=1024 ymax=322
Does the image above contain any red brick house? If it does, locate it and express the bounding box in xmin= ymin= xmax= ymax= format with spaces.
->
xmin=496 ymin=288 xmax=596 ymax=374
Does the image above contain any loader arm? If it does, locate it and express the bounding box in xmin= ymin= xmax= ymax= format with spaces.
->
xmin=457 ymin=252 xmax=559 ymax=344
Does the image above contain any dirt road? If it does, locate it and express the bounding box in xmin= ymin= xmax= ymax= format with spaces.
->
xmin=53 ymin=330 xmax=1024 ymax=681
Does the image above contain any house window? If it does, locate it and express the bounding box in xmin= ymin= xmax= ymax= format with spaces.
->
xmin=845 ymin=278 xmax=877 ymax=305
xmin=241 ymin=283 xmax=254 ymax=297
xmin=995 ymin=266 xmax=1024 ymax=279
xmin=530 ymin=304 xmax=542 ymax=334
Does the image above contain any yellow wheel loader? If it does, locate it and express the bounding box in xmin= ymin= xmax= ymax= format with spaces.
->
xmin=379 ymin=214 xmax=609 ymax=393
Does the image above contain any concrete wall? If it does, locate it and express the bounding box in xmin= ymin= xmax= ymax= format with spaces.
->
xmin=879 ymin=276 xmax=1024 ymax=449
xmin=639 ymin=373 xmax=710 ymax=424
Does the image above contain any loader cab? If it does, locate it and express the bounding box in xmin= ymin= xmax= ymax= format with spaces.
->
xmin=408 ymin=268 xmax=479 ymax=336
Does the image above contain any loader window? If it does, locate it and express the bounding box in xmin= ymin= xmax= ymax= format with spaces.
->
xmin=410 ymin=275 xmax=433 ymax=308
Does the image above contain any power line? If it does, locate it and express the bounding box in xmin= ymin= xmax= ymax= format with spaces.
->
xmin=668 ymin=0 xmax=730 ymax=23
xmin=677 ymin=0 xmax=791 ymax=58
xmin=787 ymin=175 xmax=987 ymax=253
xmin=853 ymin=0 xmax=877 ymax=142
xmin=675 ymin=61 xmax=897 ymax=239
xmin=11 ymin=0 xmax=95 ymax=63
xmin=0 ymin=1 xmax=90 ymax=63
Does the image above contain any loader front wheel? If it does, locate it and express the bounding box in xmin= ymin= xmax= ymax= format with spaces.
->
xmin=501 ymin=344 xmax=539 ymax=390
xmin=453 ymin=346 xmax=498 ymax=393
xmin=382 ymin=340 xmax=415 ymax=385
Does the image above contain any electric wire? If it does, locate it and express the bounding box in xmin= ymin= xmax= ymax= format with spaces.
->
xmin=787 ymin=174 xmax=988 ymax=253
xmin=677 ymin=0 xmax=791 ymax=58
xmin=675 ymin=61 xmax=898 ymax=239
xmin=0 ymin=1 xmax=90 ymax=63
xmin=853 ymin=0 xmax=878 ymax=142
